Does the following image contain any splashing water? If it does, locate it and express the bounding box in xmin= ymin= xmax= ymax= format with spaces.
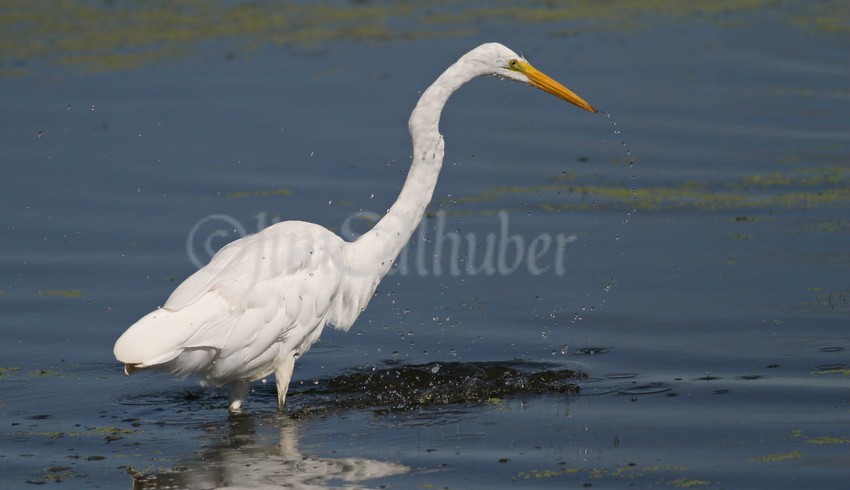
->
xmin=599 ymin=110 xmax=638 ymax=214
xmin=569 ymin=111 xmax=637 ymax=323
xmin=602 ymin=110 xmax=636 ymax=294
xmin=281 ymin=361 xmax=584 ymax=416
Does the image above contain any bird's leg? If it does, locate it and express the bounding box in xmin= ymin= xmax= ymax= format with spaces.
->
xmin=274 ymin=353 xmax=297 ymax=410
xmin=227 ymin=379 xmax=251 ymax=413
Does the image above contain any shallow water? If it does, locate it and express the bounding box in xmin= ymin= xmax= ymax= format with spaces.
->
xmin=2 ymin=2 xmax=849 ymax=488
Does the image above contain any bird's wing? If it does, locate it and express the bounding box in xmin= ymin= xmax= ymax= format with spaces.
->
xmin=162 ymin=235 xmax=251 ymax=311
xmin=114 ymin=221 xmax=347 ymax=381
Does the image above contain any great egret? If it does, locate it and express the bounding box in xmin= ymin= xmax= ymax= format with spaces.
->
xmin=114 ymin=42 xmax=597 ymax=412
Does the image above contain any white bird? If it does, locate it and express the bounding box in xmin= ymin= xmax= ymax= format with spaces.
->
xmin=114 ymin=42 xmax=597 ymax=412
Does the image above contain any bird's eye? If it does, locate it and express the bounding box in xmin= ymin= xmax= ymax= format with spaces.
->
xmin=508 ymin=59 xmax=520 ymax=70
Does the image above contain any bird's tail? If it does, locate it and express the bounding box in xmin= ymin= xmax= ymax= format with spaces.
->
xmin=115 ymin=292 xmax=231 ymax=379
xmin=114 ymin=307 xmax=195 ymax=373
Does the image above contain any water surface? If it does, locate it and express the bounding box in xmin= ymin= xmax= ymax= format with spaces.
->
xmin=1 ymin=2 xmax=848 ymax=488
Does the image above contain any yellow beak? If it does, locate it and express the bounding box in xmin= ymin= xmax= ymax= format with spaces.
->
xmin=515 ymin=60 xmax=597 ymax=113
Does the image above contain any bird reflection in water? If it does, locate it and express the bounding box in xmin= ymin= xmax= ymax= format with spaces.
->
xmin=128 ymin=414 xmax=408 ymax=489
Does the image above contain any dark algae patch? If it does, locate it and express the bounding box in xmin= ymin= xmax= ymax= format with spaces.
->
xmin=285 ymin=360 xmax=583 ymax=415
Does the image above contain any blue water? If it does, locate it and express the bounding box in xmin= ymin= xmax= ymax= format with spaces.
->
xmin=2 ymin=3 xmax=848 ymax=488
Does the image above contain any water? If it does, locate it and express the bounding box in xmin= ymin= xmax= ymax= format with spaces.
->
xmin=2 ymin=2 xmax=849 ymax=488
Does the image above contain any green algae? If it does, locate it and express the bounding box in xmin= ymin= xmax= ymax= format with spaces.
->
xmin=749 ymin=450 xmax=803 ymax=463
xmin=0 ymin=366 xmax=81 ymax=379
xmin=800 ymin=288 xmax=850 ymax=313
xmin=38 ymin=289 xmax=84 ymax=298
xmin=516 ymin=467 xmax=580 ymax=480
xmin=9 ymin=426 xmax=139 ymax=439
xmin=813 ymin=368 xmax=850 ymax=377
xmin=791 ymin=430 xmax=850 ymax=445
xmin=805 ymin=436 xmax=850 ymax=445
xmin=226 ymin=188 xmax=292 ymax=199
xmin=26 ymin=466 xmax=78 ymax=485
xmin=514 ymin=463 xmax=698 ymax=485
xmin=438 ymin=165 xmax=850 ymax=214
xmin=670 ymin=478 xmax=712 ymax=488
xmin=30 ymin=369 xmax=62 ymax=377
xmin=2 ymin=1 xmax=847 ymax=77
xmin=0 ymin=366 xmax=22 ymax=377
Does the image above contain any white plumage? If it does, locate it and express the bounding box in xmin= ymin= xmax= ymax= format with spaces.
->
xmin=114 ymin=43 xmax=596 ymax=412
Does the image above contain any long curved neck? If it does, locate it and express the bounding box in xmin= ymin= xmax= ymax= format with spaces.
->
xmin=350 ymin=58 xmax=480 ymax=277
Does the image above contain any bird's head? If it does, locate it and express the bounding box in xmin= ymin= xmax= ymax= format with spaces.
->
xmin=470 ymin=42 xmax=597 ymax=113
